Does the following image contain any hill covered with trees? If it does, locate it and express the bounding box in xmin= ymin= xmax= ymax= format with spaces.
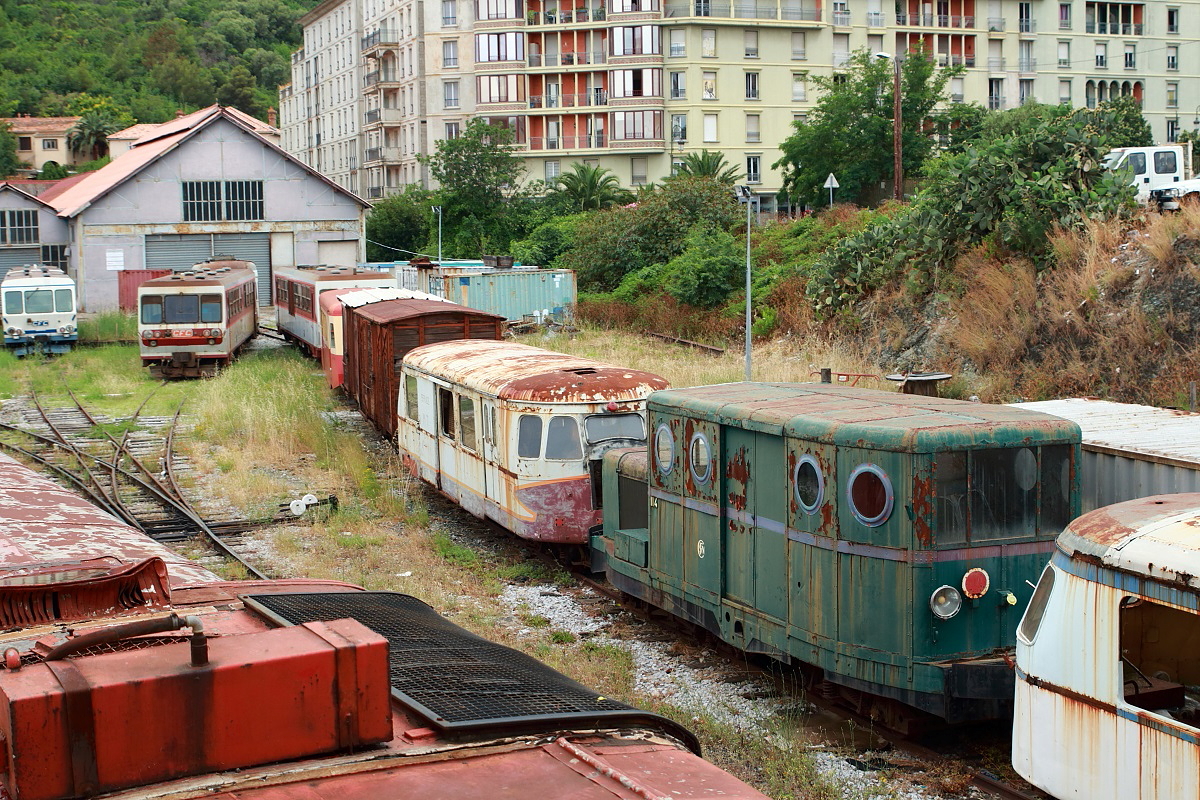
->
xmin=0 ymin=0 xmax=307 ymax=123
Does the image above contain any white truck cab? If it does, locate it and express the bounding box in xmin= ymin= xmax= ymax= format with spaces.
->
xmin=1103 ymin=144 xmax=1200 ymax=208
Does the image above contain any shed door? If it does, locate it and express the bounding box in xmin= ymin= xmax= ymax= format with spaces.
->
xmin=145 ymin=234 xmax=271 ymax=305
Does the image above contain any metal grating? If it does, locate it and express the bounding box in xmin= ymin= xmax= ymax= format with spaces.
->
xmin=244 ymin=591 xmax=696 ymax=746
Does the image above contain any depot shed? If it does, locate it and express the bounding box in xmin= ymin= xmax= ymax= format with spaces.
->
xmin=342 ymin=297 xmax=504 ymax=439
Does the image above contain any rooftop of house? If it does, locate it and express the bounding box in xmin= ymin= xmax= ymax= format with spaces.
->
xmin=1 ymin=116 xmax=80 ymax=136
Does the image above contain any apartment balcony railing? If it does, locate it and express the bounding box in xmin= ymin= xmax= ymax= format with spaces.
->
xmin=866 ymin=10 xmax=886 ymax=25
xmin=1060 ymin=95 xmax=1071 ymax=104
xmin=662 ymin=0 xmax=811 ymax=17
xmin=363 ymin=146 xmax=402 ymax=163
xmin=950 ymin=92 xmax=964 ymax=103
xmin=528 ymin=133 xmax=608 ymax=149
xmin=1018 ymin=58 xmax=1037 ymax=72
xmin=1085 ymin=21 xmax=1143 ymax=34
xmin=526 ymin=6 xmax=606 ymax=23
xmin=364 ymin=108 xmax=404 ymax=126
xmin=361 ymin=28 xmax=399 ymax=52
xmin=987 ymin=16 xmax=1005 ymax=30
xmin=896 ymin=12 xmax=974 ymax=27
xmin=367 ymin=186 xmax=385 ymax=199
xmin=364 ymin=70 xmax=400 ymax=87
xmin=832 ymin=10 xmax=850 ymax=24
xmin=528 ymin=51 xmax=607 ymax=66
xmin=1018 ymin=18 xmax=1035 ymax=32
xmin=1059 ymin=18 xmax=1071 ymax=29
xmin=1058 ymin=57 xmax=1070 ymax=67
xmin=792 ymin=48 xmax=807 ymax=58
xmin=780 ymin=4 xmax=821 ymax=20
xmin=528 ymin=89 xmax=610 ymax=107
xmin=988 ymin=95 xmax=1005 ymax=110
xmin=988 ymin=57 xmax=1006 ymax=70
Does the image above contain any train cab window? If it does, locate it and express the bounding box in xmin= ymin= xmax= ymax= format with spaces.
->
xmin=459 ymin=396 xmax=477 ymax=451
xmin=438 ymin=388 xmax=455 ymax=438
xmin=585 ymin=413 xmax=645 ymax=443
xmin=1017 ymin=565 xmax=1054 ymax=643
xmin=53 ymin=289 xmax=72 ymax=312
xmin=847 ymin=463 xmax=893 ymax=527
xmin=140 ymin=295 xmax=163 ymax=324
xmin=22 ymin=290 xmax=53 ymax=313
xmin=163 ymin=295 xmax=200 ymax=324
xmin=404 ymin=375 xmax=418 ymax=421
xmin=1119 ymin=597 xmax=1200 ymax=726
xmin=3 ymin=291 xmax=21 ymax=314
xmin=654 ymin=424 xmax=674 ymax=475
xmin=518 ymin=415 xmax=543 ymax=459
xmin=971 ymin=448 xmax=1037 ymax=539
xmin=689 ymin=433 xmax=712 ymax=485
xmin=1040 ymin=445 xmax=1073 ymax=532
xmin=546 ymin=416 xmax=583 ymax=460
xmin=934 ymin=452 xmax=968 ymax=544
xmin=329 ymin=322 xmax=336 ymax=350
xmin=793 ymin=454 xmax=825 ymax=514
xmin=200 ymin=294 xmax=222 ymax=323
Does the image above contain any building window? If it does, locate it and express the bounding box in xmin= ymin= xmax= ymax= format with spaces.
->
xmin=671 ymin=113 xmax=687 ymax=142
xmin=0 ymin=210 xmax=38 ymax=245
xmin=833 ymin=0 xmax=850 ymax=24
xmin=41 ymin=244 xmax=66 ymax=268
xmin=703 ymin=112 xmax=717 ymax=142
xmin=612 ymin=110 xmax=661 ymax=140
xmin=702 ymin=70 xmax=716 ymax=99
xmin=792 ymin=31 xmax=806 ymax=59
xmin=1059 ymin=79 xmax=1071 ymax=103
xmin=1167 ymin=46 xmax=1178 ymax=70
xmin=746 ymin=155 xmax=760 ymax=183
xmin=442 ymin=0 xmax=457 ymax=24
xmin=443 ymin=40 xmax=458 ymax=66
xmin=1167 ymin=119 xmax=1180 ymax=142
xmin=476 ymin=31 xmax=524 ymax=61
xmin=1058 ymin=41 xmax=1070 ymax=67
xmin=611 ymin=25 xmax=660 ymax=56
xmin=745 ymin=71 xmax=759 ymax=99
xmin=670 ymin=71 xmax=686 ymax=99
xmin=444 ymin=80 xmax=460 ymax=107
xmin=1124 ymin=43 xmax=1136 ymax=68
xmin=545 ymin=160 xmax=561 ymax=181
xmin=1095 ymin=43 xmax=1107 ymax=68
xmin=745 ymin=114 xmax=760 ymax=142
xmin=41 ymin=139 xmax=58 ymax=150
xmin=988 ymin=77 xmax=1005 ymax=109
xmin=1059 ymin=2 xmax=1071 ymax=28
xmin=631 ymin=157 xmax=648 ymax=186
xmin=1167 ymin=7 xmax=1179 ymax=33
xmin=744 ymin=30 xmax=758 ymax=57
xmin=16 ymin=137 xmax=31 ymax=151
xmin=1018 ymin=1 xmax=1033 ymax=31
xmin=792 ymin=72 xmax=807 ymax=101
xmin=1167 ymin=82 xmax=1178 ymax=108
xmin=182 ymin=181 xmax=264 ymax=222
xmin=1019 ymin=79 xmax=1034 ymax=105
xmin=478 ymin=0 xmax=519 ymax=19
xmin=701 ymin=28 xmax=715 ymax=57
xmin=669 ymin=28 xmax=685 ymax=57
xmin=445 ymin=121 xmax=461 ymax=138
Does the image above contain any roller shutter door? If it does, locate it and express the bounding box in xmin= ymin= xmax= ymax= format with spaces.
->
xmin=144 ymin=233 xmax=272 ymax=305
xmin=0 ymin=248 xmax=43 ymax=281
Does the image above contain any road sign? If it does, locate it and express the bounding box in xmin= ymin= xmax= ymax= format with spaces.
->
xmin=823 ymin=173 xmax=839 ymax=189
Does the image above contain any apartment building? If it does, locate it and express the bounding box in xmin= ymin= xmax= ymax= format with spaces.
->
xmin=280 ymin=0 xmax=1200 ymax=211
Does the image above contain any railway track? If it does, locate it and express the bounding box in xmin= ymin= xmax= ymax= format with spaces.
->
xmin=0 ymin=389 xmax=298 ymax=579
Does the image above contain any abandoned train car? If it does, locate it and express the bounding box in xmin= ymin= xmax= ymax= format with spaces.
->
xmin=273 ymin=265 xmax=395 ymax=357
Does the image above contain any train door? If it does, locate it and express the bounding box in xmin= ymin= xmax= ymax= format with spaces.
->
xmin=436 ymin=386 xmax=462 ymax=501
xmin=788 ymin=440 xmax=839 ymax=652
xmin=413 ymin=375 xmax=440 ymax=484
xmin=722 ymin=429 xmax=788 ymax=619
xmin=722 ymin=427 xmax=755 ymax=607
xmin=481 ymin=400 xmax=500 ymax=511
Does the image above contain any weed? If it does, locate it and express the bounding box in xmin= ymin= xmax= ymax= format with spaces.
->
xmin=78 ymin=312 xmax=138 ymax=343
xmin=549 ymin=630 xmax=576 ymax=644
xmin=498 ymin=561 xmax=571 ymax=585
xmin=519 ymin=613 xmax=551 ymax=628
xmin=431 ymin=532 xmax=480 ymax=567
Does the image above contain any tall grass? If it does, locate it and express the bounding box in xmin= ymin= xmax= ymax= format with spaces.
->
xmin=78 ymin=312 xmax=138 ymax=343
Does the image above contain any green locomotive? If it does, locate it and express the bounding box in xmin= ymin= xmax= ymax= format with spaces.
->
xmin=593 ymin=383 xmax=1081 ymax=723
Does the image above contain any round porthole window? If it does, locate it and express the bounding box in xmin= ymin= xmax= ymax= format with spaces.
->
xmin=654 ymin=423 xmax=675 ymax=475
xmin=847 ymin=463 xmax=894 ymax=527
xmin=689 ymin=432 xmax=712 ymax=485
xmin=793 ymin=454 xmax=824 ymax=514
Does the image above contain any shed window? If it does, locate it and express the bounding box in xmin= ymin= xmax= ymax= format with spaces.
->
xmin=438 ymin=388 xmax=455 ymax=437
xmin=793 ymin=454 xmax=824 ymax=514
xmin=1017 ymin=565 xmax=1054 ymax=643
xmin=1 ymin=210 xmax=38 ymax=245
xmin=183 ymin=181 xmax=264 ymax=222
xmin=459 ymin=396 xmax=477 ymax=451
xmin=404 ymin=375 xmax=418 ymax=421
xmin=518 ymin=414 xmax=543 ymax=458
xmin=546 ymin=415 xmax=582 ymax=459
xmin=847 ymin=463 xmax=893 ymax=527
xmin=689 ymin=432 xmax=712 ymax=484
xmin=654 ymin=423 xmax=674 ymax=474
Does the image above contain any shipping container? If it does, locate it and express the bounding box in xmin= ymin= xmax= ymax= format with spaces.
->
xmin=372 ymin=262 xmax=576 ymax=322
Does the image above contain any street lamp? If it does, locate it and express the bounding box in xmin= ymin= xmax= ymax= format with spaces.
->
xmin=431 ymin=205 xmax=443 ymax=263
xmin=734 ymin=185 xmax=753 ymax=382
xmin=876 ymin=52 xmax=903 ymax=201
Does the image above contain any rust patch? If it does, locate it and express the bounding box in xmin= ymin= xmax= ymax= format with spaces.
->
xmin=1070 ymin=507 xmax=1136 ymax=546
xmin=514 ymin=477 xmax=597 ymax=544
xmin=912 ymin=469 xmax=934 ymax=548
xmin=787 ymin=449 xmax=798 ymax=516
xmin=725 ymin=446 xmax=750 ymax=512
xmin=684 ymin=419 xmax=697 ymax=496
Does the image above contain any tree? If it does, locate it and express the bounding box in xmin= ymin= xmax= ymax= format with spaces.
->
xmin=0 ymin=122 xmax=20 ymax=178
xmin=551 ymin=163 xmax=632 ymax=211
xmin=365 ymin=187 xmax=436 ymax=262
xmin=217 ymin=65 xmax=260 ymax=116
xmin=774 ymin=47 xmax=960 ymax=207
xmin=39 ymin=162 xmax=69 ymax=180
xmin=672 ymin=150 xmax=741 ymax=184
xmin=420 ymin=118 xmax=527 ymax=256
xmin=67 ymin=111 xmax=123 ymax=161
xmin=1071 ymin=94 xmax=1153 ymax=148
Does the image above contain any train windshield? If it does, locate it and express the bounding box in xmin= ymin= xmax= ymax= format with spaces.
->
xmin=584 ymin=413 xmax=645 ymax=443
xmin=20 ymin=289 xmax=55 ymax=314
xmin=141 ymin=294 xmax=224 ymax=324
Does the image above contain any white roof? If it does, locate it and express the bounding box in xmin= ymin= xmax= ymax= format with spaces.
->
xmin=1013 ymin=398 xmax=1200 ymax=468
xmin=337 ymin=287 xmax=449 ymax=308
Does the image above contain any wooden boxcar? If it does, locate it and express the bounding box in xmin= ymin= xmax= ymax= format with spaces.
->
xmin=397 ymin=340 xmax=669 ymax=545
xmin=137 ymin=260 xmax=258 ymax=378
xmin=342 ymin=296 xmax=504 ymax=438
xmin=1014 ymin=493 xmax=1200 ymax=799
xmin=596 ymin=383 xmax=1083 ymax=723
xmin=1 ymin=265 xmax=78 ymax=356
xmin=273 ymin=265 xmax=395 ymax=356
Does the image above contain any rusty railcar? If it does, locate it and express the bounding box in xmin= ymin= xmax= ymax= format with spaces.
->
xmin=342 ymin=296 xmax=503 ymax=438
xmin=1014 ymin=493 xmax=1200 ymax=800
xmin=136 ymin=259 xmax=258 ymax=378
xmin=397 ymin=340 xmax=669 ymax=544
xmin=273 ymin=265 xmax=395 ymax=357
xmin=0 ymin=454 xmax=771 ymax=800
xmin=596 ymin=383 xmax=1083 ymax=724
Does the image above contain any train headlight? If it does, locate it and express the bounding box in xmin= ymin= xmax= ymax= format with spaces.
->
xmin=148 ymin=340 xmax=157 ymax=347
xmin=930 ymin=585 xmax=963 ymax=620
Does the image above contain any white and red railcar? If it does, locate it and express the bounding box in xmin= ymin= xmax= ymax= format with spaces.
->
xmin=137 ymin=259 xmax=258 ymax=378
xmin=273 ymin=266 xmax=395 ymax=358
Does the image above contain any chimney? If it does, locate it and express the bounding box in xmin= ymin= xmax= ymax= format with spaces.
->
xmin=176 ymin=109 xmax=185 ymax=118
xmin=268 ymin=107 xmax=277 ymax=127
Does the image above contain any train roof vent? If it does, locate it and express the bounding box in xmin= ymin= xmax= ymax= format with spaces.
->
xmin=243 ymin=591 xmax=699 ymax=747
xmin=0 ymin=557 xmax=171 ymax=629
xmin=566 ymin=368 xmax=599 ymax=375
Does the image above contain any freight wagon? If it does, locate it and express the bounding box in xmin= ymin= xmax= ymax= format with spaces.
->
xmin=273 ymin=265 xmax=395 ymax=357
xmin=595 ymin=382 xmax=1083 ymax=724
xmin=1014 ymin=492 xmax=1200 ymax=800
xmin=1 ymin=265 xmax=78 ymax=356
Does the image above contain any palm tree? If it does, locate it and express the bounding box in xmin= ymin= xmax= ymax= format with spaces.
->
xmin=552 ymin=163 xmax=633 ymax=211
xmin=67 ymin=111 xmax=122 ymax=162
xmin=672 ymin=150 xmax=741 ymax=185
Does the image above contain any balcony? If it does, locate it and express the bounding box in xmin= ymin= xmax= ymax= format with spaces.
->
xmin=1017 ymin=17 xmax=1035 ymax=32
xmin=528 ymin=89 xmax=610 ymax=107
xmin=780 ymin=3 xmax=821 ymax=20
xmin=364 ymin=107 xmax=404 ymax=126
xmin=988 ymin=57 xmax=1006 ymax=70
xmin=866 ymin=10 xmax=885 ymax=25
xmin=361 ymin=28 xmax=399 ymax=53
xmin=528 ymin=51 xmax=607 ymax=66
xmin=1018 ymin=58 xmax=1037 ymax=72
xmin=364 ymin=70 xmax=400 ymax=88
xmin=896 ymin=12 xmax=975 ymax=27
xmin=987 ymin=16 xmax=1005 ymax=30
xmin=367 ymin=186 xmax=385 ymax=199
xmin=662 ymin=0 xmax=812 ymax=18
xmin=1085 ymin=21 xmax=1143 ymax=34
xmin=833 ymin=10 xmax=850 ymax=24
xmin=363 ymin=146 xmax=402 ymax=164
xmin=528 ymin=133 xmax=609 ymax=149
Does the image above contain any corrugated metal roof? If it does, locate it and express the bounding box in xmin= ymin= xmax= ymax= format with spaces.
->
xmin=1057 ymin=493 xmax=1200 ymax=587
xmin=352 ymin=297 xmax=501 ymax=325
xmin=650 ymin=383 xmax=1080 ymax=450
xmin=1013 ymin=398 xmax=1200 ymax=468
xmin=274 ymin=265 xmax=393 ymax=284
xmin=0 ymin=115 xmax=79 ymax=134
xmin=404 ymin=340 xmax=669 ymax=403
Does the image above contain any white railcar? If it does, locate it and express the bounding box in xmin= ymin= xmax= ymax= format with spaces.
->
xmin=273 ymin=265 xmax=395 ymax=357
xmin=1014 ymin=492 xmax=1200 ymax=799
xmin=1 ymin=265 xmax=78 ymax=356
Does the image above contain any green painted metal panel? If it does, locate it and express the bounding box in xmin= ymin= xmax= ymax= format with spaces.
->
xmin=837 ymin=447 xmax=909 ymax=550
xmin=838 ymin=552 xmax=911 ymax=664
xmin=613 ymin=528 xmax=648 ymax=567
xmin=754 ymin=432 xmax=788 ymax=621
xmin=438 ymin=269 xmax=576 ymax=322
xmin=650 ymin=496 xmax=684 ymax=579
xmin=722 ymin=426 xmax=755 ymax=606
